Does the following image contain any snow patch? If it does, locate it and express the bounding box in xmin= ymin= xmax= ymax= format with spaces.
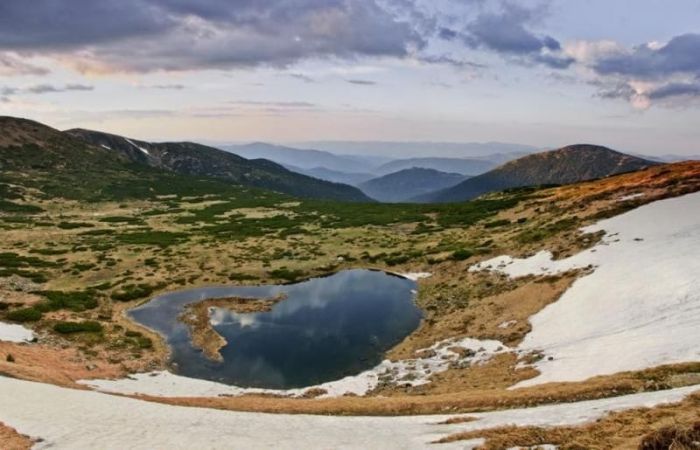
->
xmin=470 ymin=192 xmax=700 ymax=387
xmin=0 ymin=321 xmax=34 ymax=343
xmin=617 ymin=192 xmax=645 ymax=202
xmin=0 ymin=376 xmax=697 ymax=449
xmin=81 ymin=337 xmax=506 ymax=398
xmin=100 ymin=144 xmax=111 ymax=150
xmin=398 ymin=272 xmax=432 ymax=281
xmin=498 ymin=320 xmax=517 ymax=329
xmin=125 ymin=138 xmax=150 ymax=156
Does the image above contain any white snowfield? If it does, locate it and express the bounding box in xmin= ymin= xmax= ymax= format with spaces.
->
xmin=0 ymin=376 xmax=697 ymax=450
xmin=0 ymin=321 xmax=34 ymax=343
xmin=470 ymin=191 xmax=700 ymax=387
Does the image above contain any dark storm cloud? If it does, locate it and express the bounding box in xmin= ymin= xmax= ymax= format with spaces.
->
xmin=0 ymin=0 xmax=424 ymax=72
xmin=460 ymin=1 xmax=573 ymax=69
xmin=0 ymin=1 xmax=171 ymax=50
xmin=593 ymin=34 xmax=700 ymax=79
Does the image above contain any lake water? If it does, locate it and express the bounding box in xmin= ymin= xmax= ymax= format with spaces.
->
xmin=128 ymin=269 xmax=422 ymax=389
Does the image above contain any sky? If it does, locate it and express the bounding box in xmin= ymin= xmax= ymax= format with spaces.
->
xmin=1 ymin=0 xmax=699 ymax=156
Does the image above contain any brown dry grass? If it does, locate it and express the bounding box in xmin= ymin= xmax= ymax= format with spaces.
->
xmin=0 ymin=422 xmax=33 ymax=450
xmin=639 ymin=421 xmax=700 ymax=450
xmin=0 ymin=341 xmax=127 ymax=387
xmin=389 ymin=273 xmax=579 ymax=362
xmin=436 ymin=392 xmax=700 ymax=450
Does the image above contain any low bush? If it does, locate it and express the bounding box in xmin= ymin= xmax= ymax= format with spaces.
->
xmin=111 ymin=283 xmax=163 ymax=302
xmin=57 ymin=221 xmax=95 ymax=229
xmin=452 ymin=248 xmax=474 ymax=261
xmin=6 ymin=307 xmax=42 ymax=322
xmin=53 ymin=320 xmax=103 ymax=334
xmin=268 ymin=268 xmax=306 ymax=282
xmin=36 ymin=290 xmax=98 ymax=312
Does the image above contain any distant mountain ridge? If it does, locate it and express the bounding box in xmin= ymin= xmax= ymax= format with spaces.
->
xmin=63 ymin=129 xmax=371 ymax=202
xmin=224 ymin=142 xmax=372 ymax=174
xmin=374 ymin=157 xmax=496 ymax=176
xmin=293 ymin=141 xmax=538 ymax=159
xmin=283 ymin=165 xmax=375 ymax=186
xmin=416 ymin=144 xmax=659 ymax=203
xmin=359 ymin=168 xmax=467 ymax=202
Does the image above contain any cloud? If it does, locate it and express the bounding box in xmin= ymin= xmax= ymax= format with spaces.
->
xmin=346 ymin=79 xmax=377 ymax=85
xmin=647 ymin=81 xmax=700 ymax=100
xmin=459 ymin=1 xmax=573 ymax=69
xmin=0 ymin=0 xmax=424 ymax=73
xmin=228 ymin=100 xmax=317 ymax=108
xmin=147 ymin=84 xmax=186 ymax=90
xmin=593 ymin=34 xmax=700 ymax=79
xmin=0 ymin=84 xmax=93 ymax=102
xmin=417 ymin=54 xmax=485 ymax=70
xmin=578 ymin=34 xmax=700 ymax=108
xmin=24 ymin=84 xmax=94 ymax=94
xmin=288 ymin=73 xmax=316 ymax=83
xmin=0 ymin=53 xmax=50 ymax=76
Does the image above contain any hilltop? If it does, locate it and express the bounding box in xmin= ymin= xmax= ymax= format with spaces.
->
xmin=66 ymin=129 xmax=370 ymax=202
xmin=359 ymin=168 xmax=466 ymax=202
xmin=417 ymin=144 xmax=658 ymax=202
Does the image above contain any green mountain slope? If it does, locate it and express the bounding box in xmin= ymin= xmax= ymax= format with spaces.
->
xmin=359 ymin=168 xmax=466 ymax=202
xmin=65 ymin=129 xmax=371 ymax=202
xmin=416 ymin=144 xmax=658 ymax=203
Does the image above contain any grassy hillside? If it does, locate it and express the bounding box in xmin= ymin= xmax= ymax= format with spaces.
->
xmin=417 ymin=144 xmax=658 ymax=202
xmin=359 ymin=168 xmax=466 ymax=202
xmin=66 ymin=128 xmax=371 ymax=202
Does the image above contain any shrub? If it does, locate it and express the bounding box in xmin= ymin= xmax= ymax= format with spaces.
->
xmin=135 ymin=336 xmax=153 ymax=349
xmin=6 ymin=307 xmax=42 ymax=322
xmin=452 ymin=248 xmax=474 ymax=261
xmin=53 ymin=320 xmax=103 ymax=334
xmin=228 ymin=272 xmax=258 ymax=281
xmin=57 ymin=221 xmax=95 ymax=229
xmin=268 ymin=268 xmax=306 ymax=282
xmin=36 ymin=290 xmax=98 ymax=312
xmin=483 ymin=219 xmax=511 ymax=228
xmin=111 ymin=283 xmax=163 ymax=302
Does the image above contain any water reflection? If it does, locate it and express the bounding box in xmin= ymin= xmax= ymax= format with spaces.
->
xmin=129 ymin=270 xmax=422 ymax=389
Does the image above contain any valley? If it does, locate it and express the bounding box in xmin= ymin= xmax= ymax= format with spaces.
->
xmin=1 ymin=117 xmax=699 ymax=448
xmin=2 ymin=2 xmax=700 ymax=447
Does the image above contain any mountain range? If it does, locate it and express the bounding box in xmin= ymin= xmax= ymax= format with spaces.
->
xmin=0 ymin=117 xmax=664 ymax=206
xmin=65 ymin=129 xmax=371 ymax=202
xmin=223 ymin=142 xmax=375 ymax=174
xmin=373 ymin=157 xmax=496 ymax=177
xmin=0 ymin=117 xmax=370 ymax=202
xmin=415 ymin=144 xmax=659 ymax=203
xmin=358 ymin=168 xmax=466 ymax=202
